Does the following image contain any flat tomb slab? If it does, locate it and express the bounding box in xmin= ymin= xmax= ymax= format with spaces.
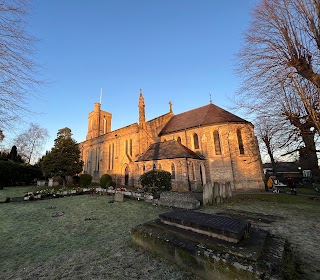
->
xmin=159 ymin=210 xmax=250 ymax=243
xmin=147 ymin=218 xmax=268 ymax=262
xmin=131 ymin=222 xmax=285 ymax=280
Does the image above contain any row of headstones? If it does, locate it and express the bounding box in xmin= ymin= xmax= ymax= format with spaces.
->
xmin=203 ymin=182 xmax=232 ymax=205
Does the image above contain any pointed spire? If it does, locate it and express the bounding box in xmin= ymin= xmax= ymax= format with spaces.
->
xmin=139 ymin=88 xmax=146 ymax=126
xmin=169 ymin=101 xmax=173 ymax=113
xmin=209 ymin=93 xmax=212 ymax=104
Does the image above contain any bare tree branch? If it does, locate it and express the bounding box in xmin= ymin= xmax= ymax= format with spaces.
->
xmin=0 ymin=0 xmax=42 ymax=130
xmin=13 ymin=123 xmax=48 ymax=164
xmin=236 ymin=0 xmax=320 ymax=178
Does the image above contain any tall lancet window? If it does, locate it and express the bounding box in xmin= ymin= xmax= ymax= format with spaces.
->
xmin=213 ymin=131 xmax=222 ymax=155
xmin=171 ymin=163 xmax=176 ymax=179
xmin=130 ymin=139 xmax=133 ymax=156
xmin=237 ymin=129 xmax=245 ymax=155
xmin=193 ymin=133 xmax=199 ymax=149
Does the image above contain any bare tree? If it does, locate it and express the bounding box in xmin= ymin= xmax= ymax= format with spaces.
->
xmin=13 ymin=123 xmax=48 ymax=164
xmin=254 ymin=116 xmax=283 ymax=173
xmin=238 ymin=0 xmax=320 ymax=132
xmin=0 ymin=0 xmax=41 ymax=130
xmin=236 ymin=0 xmax=320 ymax=178
xmin=0 ymin=130 xmax=4 ymax=142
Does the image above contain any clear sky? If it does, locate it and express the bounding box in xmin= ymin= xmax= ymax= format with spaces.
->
xmin=6 ymin=0 xmax=260 ymax=153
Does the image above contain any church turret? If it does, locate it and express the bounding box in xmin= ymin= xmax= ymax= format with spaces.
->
xmin=139 ymin=89 xmax=146 ymax=127
xmin=86 ymin=102 xmax=112 ymax=140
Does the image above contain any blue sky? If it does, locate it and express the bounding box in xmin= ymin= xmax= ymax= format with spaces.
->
xmin=6 ymin=0 xmax=259 ymax=153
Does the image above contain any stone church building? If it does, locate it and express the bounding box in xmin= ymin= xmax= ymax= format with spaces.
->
xmin=79 ymin=90 xmax=264 ymax=191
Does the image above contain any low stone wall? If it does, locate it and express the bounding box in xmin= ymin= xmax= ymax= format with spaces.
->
xmin=203 ymin=182 xmax=232 ymax=205
xmin=157 ymin=192 xmax=200 ymax=209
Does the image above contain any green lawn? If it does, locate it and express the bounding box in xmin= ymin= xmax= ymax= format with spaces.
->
xmin=0 ymin=187 xmax=195 ymax=280
xmin=0 ymin=186 xmax=319 ymax=279
xmin=276 ymin=186 xmax=319 ymax=196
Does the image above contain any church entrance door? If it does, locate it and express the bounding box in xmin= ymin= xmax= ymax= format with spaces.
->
xmin=124 ymin=166 xmax=129 ymax=186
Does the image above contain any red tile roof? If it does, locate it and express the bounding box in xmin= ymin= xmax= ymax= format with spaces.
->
xmin=136 ymin=140 xmax=203 ymax=162
xmin=159 ymin=103 xmax=250 ymax=136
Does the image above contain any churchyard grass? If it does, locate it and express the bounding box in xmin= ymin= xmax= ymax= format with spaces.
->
xmin=0 ymin=186 xmax=36 ymax=201
xmin=0 ymin=187 xmax=319 ymax=279
xmin=0 ymin=187 xmax=195 ymax=280
xmin=204 ymin=193 xmax=320 ymax=280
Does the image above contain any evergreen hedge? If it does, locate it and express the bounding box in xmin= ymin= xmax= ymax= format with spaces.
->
xmin=139 ymin=169 xmax=172 ymax=194
xmin=100 ymin=174 xmax=114 ymax=188
xmin=79 ymin=174 xmax=92 ymax=187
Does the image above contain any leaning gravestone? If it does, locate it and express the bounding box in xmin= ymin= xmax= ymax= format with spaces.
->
xmin=157 ymin=192 xmax=200 ymax=209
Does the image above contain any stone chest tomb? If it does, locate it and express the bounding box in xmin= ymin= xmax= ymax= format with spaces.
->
xmin=132 ymin=209 xmax=287 ymax=279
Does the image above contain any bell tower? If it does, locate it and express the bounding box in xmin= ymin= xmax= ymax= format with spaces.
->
xmin=86 ymin=102 xmax=112 ymax=140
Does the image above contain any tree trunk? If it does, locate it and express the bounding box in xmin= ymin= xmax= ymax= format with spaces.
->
xmin=300 ymin=131 xmax=319 ymax=181
xmin=265 ymin=143 xmax=277 ymax=175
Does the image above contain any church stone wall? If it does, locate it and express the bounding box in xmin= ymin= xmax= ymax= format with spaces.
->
xmin=160 ymin=123 xmax=264 ymax=190
xmin=79 ymin=109 xmax=172 ymax=186
xmin=79 ymin=97 xmax=264 ymax=191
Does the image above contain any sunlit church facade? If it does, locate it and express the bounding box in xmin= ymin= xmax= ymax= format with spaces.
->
xmin=79 ymin=90 xmax=264 ymax=191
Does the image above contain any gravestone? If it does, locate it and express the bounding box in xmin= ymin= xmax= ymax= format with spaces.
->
xmin=203 ymin=182 xmax=232 ymax=205
xmin=114 ymin=192 xmax=124 ymax=202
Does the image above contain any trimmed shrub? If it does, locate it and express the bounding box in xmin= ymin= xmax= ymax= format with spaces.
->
xmin=79 ymin=174 xmax=92 ymax=187
xmin=100 ymin=174 xmax=113 ymax=188
xmin=139 ymin=170 xmax=172 ymax=194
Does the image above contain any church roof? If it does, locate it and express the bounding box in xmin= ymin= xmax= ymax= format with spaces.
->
xmin=159 ymin=103 xmax=250 ymax=136
xmin=136 ymin=140 xmax=203 ymax=162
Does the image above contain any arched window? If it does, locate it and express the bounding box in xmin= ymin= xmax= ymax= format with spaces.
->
xmin=130 ymin=139 xmax=133 ymax=156
xmin=85 ymin=151 xmax=89 ymax=173
xmin=108 ymin=144 xmax=111 ymax=170
xmin=125 ymin=140 xmax=128 ymax=155
xmin=190 ymin=162 xmax=195 ymax=180
xmin=143 ymin=165 xmax=146 ymax=173
xmin=171 ymin=163 xmax=176 ymax=179
xmin=112 ymin=143 xmax=115 ymax=169
xmin=213 ymin=130 xmax=222 ymax=155
xmin=96 ymin=147 xmax=100 ymax=171
xmin=193 ymin=133 xmax=199 ymax=149
xmin=153 ymin=163 xmax=156 ymax=170
xmin=237 ymin=129 xmax=245 ymax=155
xmin=177 ymin=136 xmax=182 ymax=144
